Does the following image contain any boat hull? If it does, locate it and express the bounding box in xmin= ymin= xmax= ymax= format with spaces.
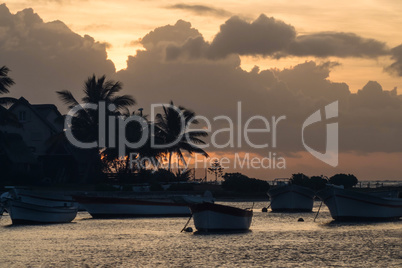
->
xmin=74 ymin=196 xmax=192 ymax=218
xmin=6 ymin=200 xmax=78 ymax=224
xmin=268 ymin=184 xmax=315 ymax=212
xmin=190 ymin=203 xmax=252 ymax=232
xmin=316 ymin=187 xmax=402 ymax=221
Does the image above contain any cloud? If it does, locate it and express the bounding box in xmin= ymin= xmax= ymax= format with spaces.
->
xmin=385 ymin=44 xmax=402 ymax=76
xmin=0 ymin=4 xmax=115 ymax=106
xmin=282 ymin=32 xmax=389 ymax=58
xmin=116 ymin=19 xmax=402 ymax=158
xmin=208 ymin=14 xmax=296 ymax=58
xmin=167 ymin=4 xmax=232 ymax=17
xmin=165 ymin=15 xmax=390 ymax=61
xmin=139 ymin=20 xmax=201 ymax=50
xmin=2 ymin=5 xmax=402 ymax=178
xmin=125 ymin=40 xmax=142 ymax=47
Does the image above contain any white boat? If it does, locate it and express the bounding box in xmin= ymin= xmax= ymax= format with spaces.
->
xmin=73 ymin=192 xmax=214 ymax=218
xmin=189 ymin=203 xmax=253 ymax=232
xmin=316 ymin=185 xmax=402 ymax=221
xmin=267 ymin=184 xmax=315 ymax=212
xmin=1 ymin=188 xmax=78 ymax=225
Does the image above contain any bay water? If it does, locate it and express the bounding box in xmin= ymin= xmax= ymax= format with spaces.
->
xmin=0 ymin=201 xmax=401 ymax=267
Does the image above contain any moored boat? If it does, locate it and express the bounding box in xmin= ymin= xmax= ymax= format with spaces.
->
xmin=189 ymin=203 xmax=253 ymax=232
xmin=1 ymin=188 xmax=78 ymax=225
xmin=268 ymin=184 xmax=315 ymax=212
xmin=73 ymin=192 xmax=214 ymax=218
xmin=316 ymin=185 xmax=402 ymax=221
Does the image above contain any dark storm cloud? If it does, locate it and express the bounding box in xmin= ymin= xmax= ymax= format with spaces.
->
xmin=207 ymin=14 xmax=296 ymax=58
xmin=385 ymin=44 xmax=402 ymax=76
xmin=0 ymin=4 xmax=115 ymax=106
xmin=166 ymin=15 xmax=390 ymax=60
xmin=283 ymin=32 xmax=389 ymax=58
xmin=167 ymin=4 xmax=232 ymax=17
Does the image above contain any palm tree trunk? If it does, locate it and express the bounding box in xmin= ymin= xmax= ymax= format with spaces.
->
xmin=177 ymin=154 xmax=181 ymax=175
xmin=168 ymin=152 xmax=172 ymax=172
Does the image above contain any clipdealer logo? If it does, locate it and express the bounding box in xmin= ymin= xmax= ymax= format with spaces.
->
xmin=64 ymin=101 xmax=339 ymax=169
xmin=302 ymin=101 xmax=339 ymax=167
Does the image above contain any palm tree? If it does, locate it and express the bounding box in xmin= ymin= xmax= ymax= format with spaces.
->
xmin=101 ymin=110 xmax=164 ymax=175
xmin=57 ymin=75 xmax=135 ymax=144
xmin=0 ymin=66 xmax=15 ymax=94
xmin=56 ymin=74 xmax=135 ymax=182
xmin=155 ymin=101 xmax=209 ymax=172
xmin=0 ymin=65 xmax=19 ymax=127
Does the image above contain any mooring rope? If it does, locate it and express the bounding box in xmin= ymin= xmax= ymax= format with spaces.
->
xmin=314 ymin=201 xmax=323 ymax=222
xmin=180 ymin=214 xmax=193 ymax=232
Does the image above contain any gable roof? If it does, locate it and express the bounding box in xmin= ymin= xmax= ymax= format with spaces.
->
xmin=8 ymin=97 xmax=61 ymax=133
xmin=32 ymin=104 xmax=62 ymax=119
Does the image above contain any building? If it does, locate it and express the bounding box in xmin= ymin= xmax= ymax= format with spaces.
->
xmin=0 ymin=97 xmax=63 ymax=156
xmin=0 ymin=97 xmax=81 ymax=184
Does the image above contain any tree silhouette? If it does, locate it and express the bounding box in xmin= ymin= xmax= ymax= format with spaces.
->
xmin=289 ymin=173 xmax=310 ymax=187
xmin=155 ymin=101 xmax=209 ymax=172
xmin=208 ymin=159 xmax=224 ymax=182
xmin=0 ymin=66 xmax=15 ymax=94
xmin=222 ymin=172 xmax=270 ymax=193
xmin=309 ymin=175 xmax=328 ymax=191
xmin=329 ymin=173 xmax=358 ymax=189
xmin=101 ymin=110 xmax=164 ymax=175
xmin=56 ymin=75 xmax=135 ymax=182
xmin=0 ymin=65 xmax=19 ymax=127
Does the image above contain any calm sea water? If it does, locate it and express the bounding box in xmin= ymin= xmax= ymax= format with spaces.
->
xmin=0 ymin=201 xmax=401 ymax=267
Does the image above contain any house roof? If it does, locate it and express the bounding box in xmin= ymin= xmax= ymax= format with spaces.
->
xmin=32 ymin=104 xmax=62 ymax=119
xmin=8 ymin=97 xmax=62 ymax=133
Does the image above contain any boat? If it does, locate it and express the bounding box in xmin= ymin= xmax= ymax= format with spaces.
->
xmin=73 ymin=192 xmax=214 ymax=218
xmin=189 ymin=202 xmax=253 ymax=232
xmin=0 ymin=188 xmax=78 ymax=225
xmin=316 ymin=185 xmax=402 ymax=221
xmin=0 ymin=203 xmax=4 ymax=219
xmin=267 ymin=184 xmax=315 ymax=212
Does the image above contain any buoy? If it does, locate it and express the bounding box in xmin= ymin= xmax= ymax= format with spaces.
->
xmin=262 ymin=207 xmax=268 ymax=212
xmin=298 ymin=218 xmax=304 ymax=222
xmin=184 ymin=227 xmax=193 ymax=232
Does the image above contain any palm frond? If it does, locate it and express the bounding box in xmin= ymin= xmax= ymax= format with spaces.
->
xmin=56 ymin=90 xmax=79 ymax=108
xmin=111 ymin=95 xmax=136 ymax=109
xmin=0 ymin=66 xmax=15 ymax=94
xmin=105 ymin=81 xmax=123 ymax=99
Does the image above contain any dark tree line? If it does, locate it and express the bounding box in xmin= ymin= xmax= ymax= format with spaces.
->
xmin=222 ymin=172 xmax=270 ymax=193
xmin=290 ymin=173 xmax=358 ymax=190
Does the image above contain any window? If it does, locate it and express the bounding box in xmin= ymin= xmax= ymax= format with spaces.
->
xmin=19 ymin=111 xmax=27 ymax=122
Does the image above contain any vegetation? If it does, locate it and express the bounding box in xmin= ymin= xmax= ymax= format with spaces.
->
xmin=289 ymin=173 xmax=328 ymax=191
xmin=0 ymin=66 xmax=15 ymax=94
xmin=289 ymin=173 xmax=359 ymax=190
xmin=329 ymin=173 xmax=358 ymax=189
xmin=0 ymin=65 xmax=19 ymax=126
xmin=208 ymin=159 xmax=224 ymax=182
xmin=155 ymin=101 xmax=209 ymax=172
xmin=0 ymin=67 xmax=364 ymax=192
xmin=56 ymin=75 xmax=135 ymax=182
xmin=222 ymin=172 xmax=270 ymax=193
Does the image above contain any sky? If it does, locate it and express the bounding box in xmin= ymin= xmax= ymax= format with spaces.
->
xmin=1 ymin=0 xmax=402 ymax=180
